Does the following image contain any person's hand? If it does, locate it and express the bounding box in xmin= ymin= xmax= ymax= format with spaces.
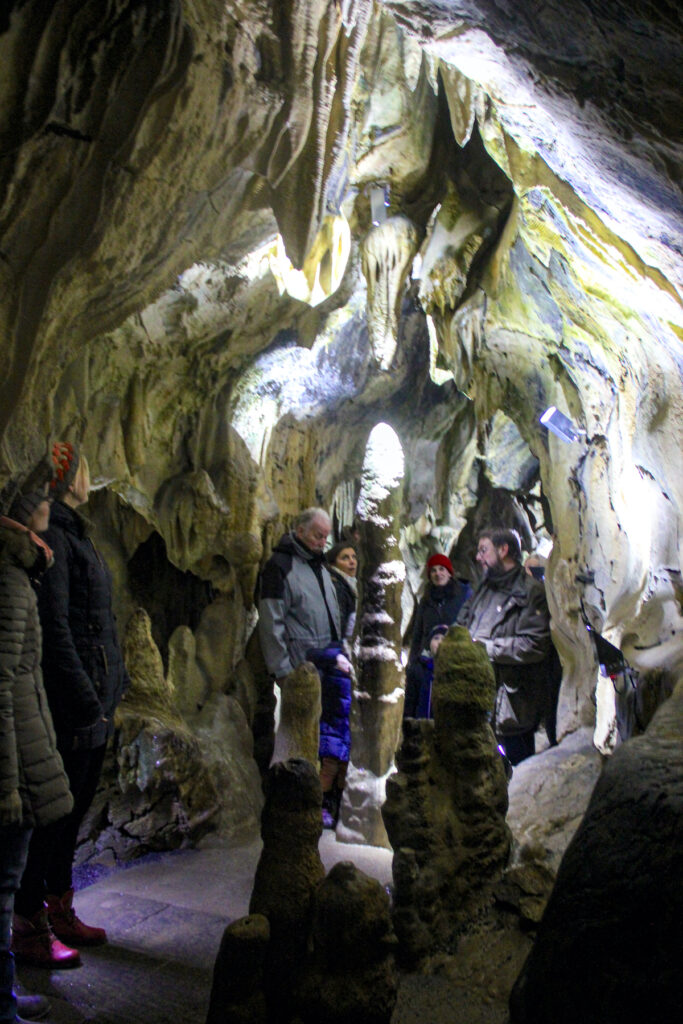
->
xmin=335 ymin=653 xmax=352 ymax=675
xmin=0 ymin=789 xmax=22 ymax=826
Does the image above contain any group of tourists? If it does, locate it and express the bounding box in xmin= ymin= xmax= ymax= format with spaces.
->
xmin=2 ymin=451 xmax=559 ymax=1022
xmin=258 ymin=510 xmax=558 ymax=832
xmin=406 ymin=529 xmax=556 ymax=764
xmin=1 ymin=443 xmax=128 ymax=1024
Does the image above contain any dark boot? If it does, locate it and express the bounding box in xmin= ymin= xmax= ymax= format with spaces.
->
xmin=321 ymin=790 xmax=338 ymax=829
xmin=12 ymin=908 xmax=81 ymax=969
xmin=15 ymin=991 xmax=51 ymax=1020
xmin=46 ymin=889 xmax=106 ymax=947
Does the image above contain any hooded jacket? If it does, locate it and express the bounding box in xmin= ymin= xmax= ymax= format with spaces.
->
xmin=38 ymin=500 xmax=130 ymax=748
xmin=457 ymin=564 xmax=551 ymax=735
xmin=0 ymin=523 xmax=73 ymax=827
xmin=258 ymin=532 xmax=342 ymax=679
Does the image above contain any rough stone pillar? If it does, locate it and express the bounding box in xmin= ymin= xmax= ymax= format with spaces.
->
xmin=270 ymin=661 xmax=321 ymax=766
xmin=509 ymin=679 xmax=683 ymax=1024
xmin=383 ymin=626 xmax=510 ymax=964
xmin=337 ymin=423 xmax=405 ymax=848
xmin=294 ymin=861 xmax=399 ymax=1024
xmin=249 ymin=759 xmax=325 ymax=1022
xmin=206 ymin=914 xmax=269 ymax=1024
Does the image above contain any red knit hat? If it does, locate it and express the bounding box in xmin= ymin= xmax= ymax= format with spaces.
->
xmin=426 ymin=553 xmax=453 ymax=575
xmin=50 ymin=441 xmax=80 ymax=498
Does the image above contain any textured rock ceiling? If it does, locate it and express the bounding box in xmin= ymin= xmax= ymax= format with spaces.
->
xmin=1 ymin=0 xmax=681 ymax=764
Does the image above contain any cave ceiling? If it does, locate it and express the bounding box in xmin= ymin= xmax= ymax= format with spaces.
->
xmin=1 ymin=0 xmax=682 ymax=743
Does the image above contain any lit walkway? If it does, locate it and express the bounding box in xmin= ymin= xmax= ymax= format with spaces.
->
xmin=17 ymin=729 xmax=599 ymax=1023
xmin=16 ymin=832 xmax=393 ymax=1024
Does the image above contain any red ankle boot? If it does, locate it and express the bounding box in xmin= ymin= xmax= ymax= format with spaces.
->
xmin=46 ymin=889 xmax=107 ymax=947
xmin=12 ymin=908 xmax=81 ymax=968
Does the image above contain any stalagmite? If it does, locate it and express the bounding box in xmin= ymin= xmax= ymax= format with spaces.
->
xmin=294 ymin=861 xmax=399 ymax=1024
xmin=383 ymin=626 xmax=510 ymax=964
xmin=270 ymin=661 xmax=322 ymax=766
xmin=249 ymin=759 xmax=325 ymax=1021
xmin=206 ymin=914 xmax=270 ymax=1024
xmin=337 ymin=423 xmax=405 ymax=848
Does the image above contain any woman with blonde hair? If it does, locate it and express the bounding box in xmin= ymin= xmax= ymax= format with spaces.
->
xmin=13 ymin=444 xmax=129 ymax=968
xmin=0 ymin=459 xmax=73 ymax=1019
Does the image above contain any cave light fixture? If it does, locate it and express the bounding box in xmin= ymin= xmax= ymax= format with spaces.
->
xmin=540 ymin=406 xmax=586 ymax=444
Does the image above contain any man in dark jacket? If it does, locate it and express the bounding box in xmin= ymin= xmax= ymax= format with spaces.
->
xmin=458 ymin=528 xmax=551 ymax=765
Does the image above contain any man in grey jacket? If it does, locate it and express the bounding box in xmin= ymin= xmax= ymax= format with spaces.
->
xmin=458 ymin=527 xmax=551 ymax=765
xmin=258 ymin=508 xmax=350 ymax=686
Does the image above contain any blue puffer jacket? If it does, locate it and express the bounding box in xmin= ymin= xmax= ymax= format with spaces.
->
xmin=306 ymin=645 xmax=352 ymax=762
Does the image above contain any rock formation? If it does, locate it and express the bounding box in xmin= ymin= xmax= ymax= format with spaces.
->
xmin=213 ymin=774 xmax=398 ymax=1024
xmin=294 ymin=861 xmax=398 ymax=1024
xmin=249 ymin=759 xmax=325 ymax=1022
xmin=0 ymin=3 xmax=680 ymax=971
xmin=270 ymin=661 xmax=322 ymax=766
xmin=383 ymin=626 xmax=511 ymax=964
xmin=509 ymin=679 xmax=683 ymax=1024
xmin=337 ymin=422 xmax=406 ymax=848
xmin=206 ymin=914 xmax=270 ymax=1024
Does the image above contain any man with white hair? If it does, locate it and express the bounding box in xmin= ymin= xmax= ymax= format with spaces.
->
xmin=258 ymin=508 xmax=348 ymax=687
xmin=458 ymin=527 xmax=551 ymax=765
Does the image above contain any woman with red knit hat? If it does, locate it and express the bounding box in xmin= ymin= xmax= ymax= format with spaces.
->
xmin=12 ymin=443 xmax=130 ymax=969
xmin=404 ymin=553 xmax=471 ymax=718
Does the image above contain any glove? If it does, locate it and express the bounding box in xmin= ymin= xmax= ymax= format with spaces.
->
xmin=0 ymin=789 xmax=22 ymax=826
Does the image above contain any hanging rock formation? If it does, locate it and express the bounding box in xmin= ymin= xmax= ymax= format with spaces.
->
xmin=383 ymin=626 xmax=510 ymax=964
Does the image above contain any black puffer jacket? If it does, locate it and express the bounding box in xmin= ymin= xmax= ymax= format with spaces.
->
xmin=38 ymin=501 xmax=129 ymax=749
xmin=408 ymin=577 xmax=472 ymax=664
xmin=0 ymin=522 xmax=73 ymax=827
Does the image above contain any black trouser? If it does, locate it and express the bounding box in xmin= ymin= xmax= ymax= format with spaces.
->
xmin=499 ymin=730 xmax=535 ymax=766
xmin=15 ymin=744 xmax=107 ymax=917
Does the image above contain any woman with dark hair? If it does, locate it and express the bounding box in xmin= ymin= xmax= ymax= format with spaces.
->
xmin=1 ymin=463 xmax=73 ymax=1020
xmin=305 ymin=542 xmax=359 ymax=829
xmin=325 ymin=541 xmax=358 ymax=644
xmin=404 ymin=553 xmax=471 ymax=718
xmin=12 ymin=443 xmax=130 ymax=968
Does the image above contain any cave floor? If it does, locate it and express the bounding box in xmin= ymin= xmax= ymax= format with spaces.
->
xmin=16 ymin=728 xmax=600 ymax=1024
xmin=15 ymin=830 xmax=397 ymax=1024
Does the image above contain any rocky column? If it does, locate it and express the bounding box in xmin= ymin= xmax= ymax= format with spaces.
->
xmin=206 ymin=914 xmax=270 ymax=1024
xmin=270 ymin=661 xmax=322 ymax=766
xmin=337 ymin=423 xmax=405 ymax=847
xmin=294 ymin=861 xmax=399 ymax=1024
xmin=383 ymin=626 xmax=510 ymax=964
xmin=249 ymin=759 xmax=325 ymax=1023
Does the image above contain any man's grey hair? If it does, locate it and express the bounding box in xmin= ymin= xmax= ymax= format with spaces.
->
xmin=293 ymin=507 xmax=330 ymax=531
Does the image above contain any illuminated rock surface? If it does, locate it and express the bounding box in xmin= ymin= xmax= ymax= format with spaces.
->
xmin=0 ymin=2 xmax=681 ymax=1018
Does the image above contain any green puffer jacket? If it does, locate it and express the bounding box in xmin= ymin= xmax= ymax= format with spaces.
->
xmin=0 ymin=523 xmax=73 ymax=827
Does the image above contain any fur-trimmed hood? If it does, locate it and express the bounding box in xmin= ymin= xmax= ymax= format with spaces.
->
xmin=0 ymin=517 xmax=54 ymax=573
